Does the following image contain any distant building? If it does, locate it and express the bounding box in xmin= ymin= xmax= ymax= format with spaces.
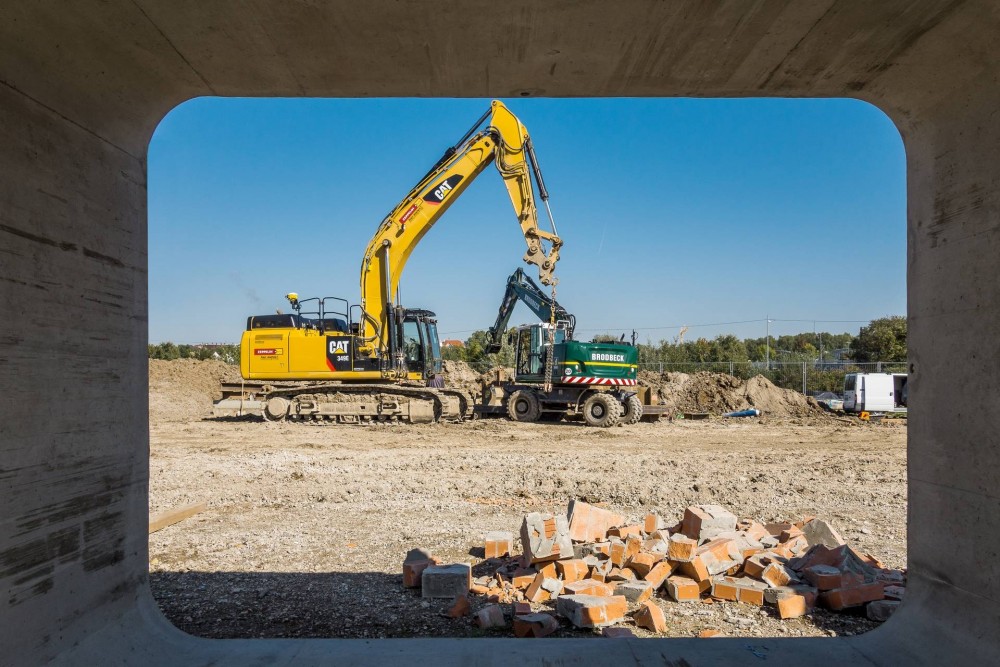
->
xmin=442 ymin=339 xmax=465 ymax=348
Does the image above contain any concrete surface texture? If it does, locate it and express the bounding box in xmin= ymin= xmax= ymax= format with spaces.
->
xmin=0 ymin=1 xmax=996 ymax=664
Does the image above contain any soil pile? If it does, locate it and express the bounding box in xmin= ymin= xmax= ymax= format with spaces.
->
xmin=149 ymin=359 xmax=242 ymax=422
xmin=640 ymin=371 xmax=822 ymax=418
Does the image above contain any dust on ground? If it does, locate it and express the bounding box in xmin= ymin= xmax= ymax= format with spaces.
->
xmin=148 ymin=359 xmax=906 ymax=640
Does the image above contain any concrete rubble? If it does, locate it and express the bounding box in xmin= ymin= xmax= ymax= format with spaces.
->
xmin=401 ymin=499 xmax=906 ymax=637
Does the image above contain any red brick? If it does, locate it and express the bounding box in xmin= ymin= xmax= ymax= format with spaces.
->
xmin=608 ymin=525 xmax=643 ymax=539
xmin=403 ymin=561 xmax=431 ymax=588
xmin=819 ymin=582 xmax=884 ymax=610
xmin=524 ymin=573 xmax=550 ymax=602
xmin=474 ymin=603 xmax=506 ymax=629
xmin=634 ymin=600 xmax=667 ymax=633
xmin=643 ymin=512 xmax=661 ymax=535
xmin=710 ymin=577 xmax=739 ymax=601
xmin=567 ymin=500 xmax=625 ymax=543
xmin=447 ymin=596 xmax=470 ymax=618
xmin=556 ymin=594 xmax=628 ymax=628
xmin=513 ymin=601 xmax=532 ymax=615
xmin=563 ymin=579 xmax=614 ymax=597
xmin=644 ymin=560 xmax=676 ymax=589
xmin=761 ymin=562 xmax=796 ymax=587
xmin=512 ymin=569 xmax=536 ymax=590
xmin=668 ymin=534 xmax=698 ymax=562
xmin=628 ymin=552 xmax=661 ymax=577
xmin=733 ymin=579 xmax=768 ymax=606
xmin=483 ymin=531 xmax=514 ymax=559
xmin=556 ymin=559 xmax=589 ymax=583
xmin=777 ymin=594 xmax=808 ymax=619
xmin=666 ymin=576 xmax=701 ymax=602
xmin=513 ymin=612 xmax=558 ymax=638
xmin=681 ymin=505 xmax=738 ymax=542
xmin=698 ymin=629 xmax=727 ymax=638
xmin=803 ymin=564 xmax=845 ymax=591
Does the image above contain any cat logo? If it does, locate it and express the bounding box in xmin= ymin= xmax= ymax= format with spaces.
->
xmin=423 ymin=175 xmax=464 ymax=205
xmin=328 ymin=342 xmax=348 ymax=355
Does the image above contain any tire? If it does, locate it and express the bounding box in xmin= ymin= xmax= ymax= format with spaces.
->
xmin=621 ymin=394 xmax=643 ymax=425
xmin=582 ymin=392 xmax=622 ymax=428
xmin=507 ymin=389 xmax=542 ymax=423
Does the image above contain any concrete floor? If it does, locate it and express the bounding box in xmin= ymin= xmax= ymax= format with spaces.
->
xmin=1 ymin=1 xmax=997 ymax=664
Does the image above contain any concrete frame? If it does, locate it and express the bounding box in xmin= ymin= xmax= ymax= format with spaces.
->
xmin=1 ymin=1 xmax=997 ymax=664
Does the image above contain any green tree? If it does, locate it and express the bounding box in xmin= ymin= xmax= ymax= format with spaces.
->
xmin=851 ymin=316 xmax=907 ymax=361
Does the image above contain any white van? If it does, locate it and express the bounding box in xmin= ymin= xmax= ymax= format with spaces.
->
xmin=843 ymin=373 xmax=908 ymax=413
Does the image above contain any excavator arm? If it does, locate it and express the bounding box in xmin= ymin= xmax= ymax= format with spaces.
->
xmin=357 ymin=100 xmax=562 ymax=354
xmin=486 ymin=268 xmax=575 ymax=353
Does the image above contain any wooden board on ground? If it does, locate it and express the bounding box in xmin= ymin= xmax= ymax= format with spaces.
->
xmin=149 ymin=502 xmax=207 ymax=534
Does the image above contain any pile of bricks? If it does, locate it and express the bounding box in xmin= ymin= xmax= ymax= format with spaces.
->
xmin=402 ymin=500 xmax=905 ymax=636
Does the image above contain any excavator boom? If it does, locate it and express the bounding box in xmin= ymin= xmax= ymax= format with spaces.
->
xmin=358 ymin=100 xmax=562 ymax=355
xmin=486 ymin=268 xmax=575 ymax=353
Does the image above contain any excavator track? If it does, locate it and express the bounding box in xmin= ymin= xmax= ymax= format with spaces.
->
xmin=214 ymin=381 xmax=469 ymax=424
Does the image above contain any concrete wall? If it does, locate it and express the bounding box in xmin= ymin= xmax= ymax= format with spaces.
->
xmin=1 ymin=1 xmax=996 ymax=664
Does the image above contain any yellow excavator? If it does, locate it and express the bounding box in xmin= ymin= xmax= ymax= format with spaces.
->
xmin=213 ymin=100 xmax=562 ymax=423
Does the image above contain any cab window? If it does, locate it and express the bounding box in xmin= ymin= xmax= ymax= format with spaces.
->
xmin=402 ymin=320 xmax=423 ymax=364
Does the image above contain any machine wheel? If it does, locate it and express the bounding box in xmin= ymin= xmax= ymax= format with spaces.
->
xmin=621 ymin=394 xmax=643 ymax=425
xmin=507 ymin=389 xmax=542 ymax=423
xmin=582 ymin=392 xmax=622 ymax=428
xmin=263 ymin=396 xmax=291 ymax=422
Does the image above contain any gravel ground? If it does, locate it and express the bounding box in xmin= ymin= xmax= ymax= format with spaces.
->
xmin=149 ymin=415 xmax=906 ymax=639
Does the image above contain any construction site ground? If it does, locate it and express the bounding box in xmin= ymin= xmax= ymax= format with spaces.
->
xmin=149 ymin=360 xmax=907 ymax=639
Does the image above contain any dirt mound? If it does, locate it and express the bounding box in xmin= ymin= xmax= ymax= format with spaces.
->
xmin=149 ymin=359 xmax=242 ymax=422
xmin=639 ymin=370 xmax=823 ymax=418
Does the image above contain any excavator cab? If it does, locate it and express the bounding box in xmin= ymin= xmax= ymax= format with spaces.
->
xmin=512 ymin=322 xmax=568 ymax=382
xmin=398 ymin=309 xmax=442 ymax=378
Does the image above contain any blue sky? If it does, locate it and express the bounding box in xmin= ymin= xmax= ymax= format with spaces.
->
xmin=148 ymin=97 xmax=905 ymax=344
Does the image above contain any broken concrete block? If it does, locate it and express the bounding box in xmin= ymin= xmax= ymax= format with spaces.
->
xmin=883 ymin=585 xmax=905 ymax=601
xmin=521 ymin=512 xmax=573 ymax=564
xmin=633 ymin=600 xmax=667 ymax=633
xmin=567 ymin=500 xmax=625 ymax=543
xmin=681 ymin=505 xmax=738 ymax=543
xmin=614 ymin=580 xmax=653 ymax=604
xmin=556 ymin=594 xmax=628 ymax=628
xmin=422 ymin=564 xmax=472 ymax=598
xmin=513 ymin=612 xmax=559 ymax=638
xmin=540 ymin=577 xmax=563 ymax=598
xmin=484 ymin=531 xmax=514 ymax=559
xmin=666 ymin=576 xmax=702 ymax=602
xmin=866 ymin=599 xmax=901 ymax=622
xmin=474 ymin=603 xmax=506 ymax=629
xmin=801 ymin=519 xmax=846 ymax=548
